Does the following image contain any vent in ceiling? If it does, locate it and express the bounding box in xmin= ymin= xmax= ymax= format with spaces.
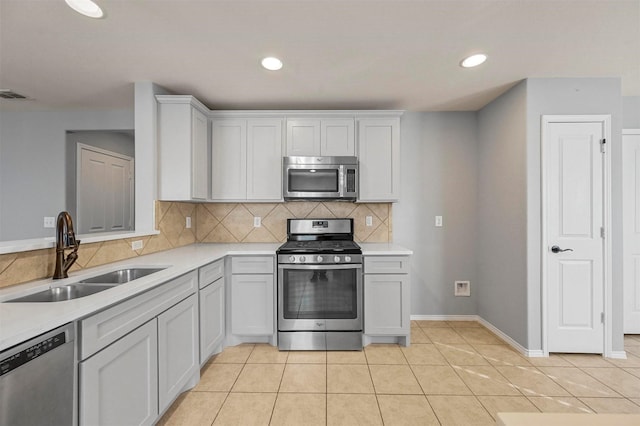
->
xmin=0 ymin=90 xmax=29 ymax=100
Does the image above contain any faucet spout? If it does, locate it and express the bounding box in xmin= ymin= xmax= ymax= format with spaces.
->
xmin=53 ymin=211 xmax=81 ymax=280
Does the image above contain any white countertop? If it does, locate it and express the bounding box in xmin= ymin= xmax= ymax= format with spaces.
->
xmin=0 ymin=242 xmax=411 ymax=352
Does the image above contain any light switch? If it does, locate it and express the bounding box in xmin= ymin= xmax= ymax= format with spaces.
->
xmin=435 ymin=216 xmax=443 ymax=227
xmin=366 ymin=216 xmax=373 ymax=227
xmin=185 ymin=216 xmax=192 ymax=228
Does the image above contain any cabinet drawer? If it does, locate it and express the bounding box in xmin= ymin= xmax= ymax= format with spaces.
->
xmin=79 ymin=271 xmax=198 ymax=359
xmin=199 ymin=258 xmax=224 ymax=289
xmin=231 ymin=256 xmax=274 ymax=274
xmin=364 ymin=256 xmax=410 ymax=274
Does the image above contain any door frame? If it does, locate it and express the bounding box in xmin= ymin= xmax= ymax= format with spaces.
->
xmin=623 ymin=128 xmax=640 ymax=333
xmin=76 ymin=143 xmax=135 ymax=234
xmin=540 ymin=115 xmax=612 ymax=357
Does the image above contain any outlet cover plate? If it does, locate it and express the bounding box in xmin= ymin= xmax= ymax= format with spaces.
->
xmin=454 ymin=280 xmax=470 ymax=296
xmin=254 ymin=217 xmax=261 ymax=227
xmin=131 ymin=240 xmax=143 ymax=251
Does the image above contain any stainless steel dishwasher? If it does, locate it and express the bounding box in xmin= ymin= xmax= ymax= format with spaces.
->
xmin=0 ymin=323 xmax=76 ymax=426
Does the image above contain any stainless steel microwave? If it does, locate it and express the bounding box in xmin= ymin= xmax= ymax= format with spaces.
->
xmin=283 ymin=156 xmax=358 ymax=201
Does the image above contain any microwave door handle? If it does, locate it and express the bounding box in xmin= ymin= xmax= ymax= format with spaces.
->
xmin=339 ymin=165 xmax=344 ymax=197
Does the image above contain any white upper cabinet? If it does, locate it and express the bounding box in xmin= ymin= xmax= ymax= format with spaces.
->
xmin=286 ymin=119 xmax=320 ymax=156
xmin=157 ymin=95 xmax=209 ymax=201
xmin=286 ymin=118 xmax=355 ymax=156
xmin=357 ymin=117 xmax=401 ymax=202
xmin=211 ymin=119 xmax=247 ymax=200
xmin=211 ymin=117 xmax=283 ymax=201
xmin=247 ymin=119 xmax=283 ymax=200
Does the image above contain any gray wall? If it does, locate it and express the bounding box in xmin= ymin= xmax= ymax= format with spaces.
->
xmin=0 ymin=110 xmax=133 ymax=241
xmin=623 ymin=96 xmax=640 ymax=128
xmin=525 ymin=78 xmax=624 ymax=352
xmin=395 ymin=112 xmax=479 ymax=316
xmin=476 ymin=81 xmax=529 ymax=347
xmin=65 ymin=130 xmax=135 ymax=222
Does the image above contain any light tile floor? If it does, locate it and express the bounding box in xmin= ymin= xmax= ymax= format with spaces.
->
xmin=159 ymin=321 xmax=640 ymax=426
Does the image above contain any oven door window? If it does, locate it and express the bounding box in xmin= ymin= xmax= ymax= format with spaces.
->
xmin=288 ymin=169 xmax=338 ymax=193
xmin=281 ymin=268 xmax=357 ymax=319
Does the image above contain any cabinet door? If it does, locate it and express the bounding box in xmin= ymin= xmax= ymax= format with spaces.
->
xmin=364 ymin=274 xmax=410 ymax=335
xmin=200 ymin=278 xmax=225 ymax=363
xmin=211 ymin=119 xmax=247 ymax=200
xmin=80 ymin=320 xmax=158 ymax=426
xmin=231 ymin=274 xmax=274 ymax=335
xmin=358 ymin=118 xmax=401 ymax=201
xmin=191 ymin=108 xmax=209 ymax=199
xmin=158 ymin=294 xmax=199 ymax=411
xmin=321 ymin=118 xmax=355 ymax=156
xmin=247 ymin=118 xmax=283 ymax=200
xmin=286 ymin=119 xmax=320 ymax=156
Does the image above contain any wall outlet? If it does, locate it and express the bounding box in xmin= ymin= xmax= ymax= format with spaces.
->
xmin=185 ymin=216 xmax=192 ymax=228
xmin=435 ymin=216 xmax=443 ymax=227
xmin=43 ymin=216 xmax=56 ymax=228
xmin=366 ymin=216 xmax=373 ymax=227
xmin=131 ymin=240 xmax=143 ymax=251
xmin=254 ymin=216 xmax=261 ymax=227
xmin=454 ymin=280 xmax=471 ymax=297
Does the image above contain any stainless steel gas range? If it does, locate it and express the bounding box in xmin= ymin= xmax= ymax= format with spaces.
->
xmin=277 ymin=218 xmax=363 ymax=351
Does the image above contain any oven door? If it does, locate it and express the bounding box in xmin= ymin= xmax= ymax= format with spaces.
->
xmin=278 ymin=263 xmax=362 ymax=331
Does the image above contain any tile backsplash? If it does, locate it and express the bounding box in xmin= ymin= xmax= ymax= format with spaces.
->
xmin=0 ymin=201 xmax=391 ymax=289
xmin=196 ymin=202 xmax=392 ymax=243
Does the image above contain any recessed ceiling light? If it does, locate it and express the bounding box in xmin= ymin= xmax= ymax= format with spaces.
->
xmin=65 ymin=0 xmax=104 ymax=19
xmin=261 ymin=57 xmax=283 ymax=71
xmin=460 ymin=53 xmax=487 ymax=68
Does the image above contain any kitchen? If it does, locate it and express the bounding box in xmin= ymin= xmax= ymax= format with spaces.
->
xmin=1 ymin=1 xmax=640 ymax=425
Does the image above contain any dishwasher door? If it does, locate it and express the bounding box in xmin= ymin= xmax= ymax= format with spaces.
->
xmin=0 ymin=323 xmax=76 ymax=426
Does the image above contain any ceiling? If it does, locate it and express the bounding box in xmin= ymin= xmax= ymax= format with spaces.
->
xmin=1 ymin=0 xmax=638 ymax=112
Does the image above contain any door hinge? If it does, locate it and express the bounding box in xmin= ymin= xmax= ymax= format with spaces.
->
xmin=600 ymin=227 xmax=605 ymax=239
xmin=600 ymin=138 xmax=606 ymax=153
xmin=601 ymin=312 xmax=605 ymax=324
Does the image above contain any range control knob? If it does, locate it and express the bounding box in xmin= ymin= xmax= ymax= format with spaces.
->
xmin=289 ymin=256 xmax=296 ymax=263
xmin=317 ymin=256 xmax=323 ymax=262
xmin=344 ymin=256 xmax=352 ymax=262
xmin=299 ymin=256 xmax=306 ymax=263
xmin=334 ymin=256 xmax=341 ymax=263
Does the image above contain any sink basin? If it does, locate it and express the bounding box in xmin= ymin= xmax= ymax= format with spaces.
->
xmin=6 ymin=283 xmax=116 ymax=303
xmin=79 ymin=268 xmax=165 ymax=284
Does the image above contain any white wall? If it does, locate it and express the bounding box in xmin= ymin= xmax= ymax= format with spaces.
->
xmin=476 ymin=81 xmax=529 ymax=347
xmin=525 ymin=78 xmax=624 ymax=352
xmin=623 ymin=96 xmax=640 ymax=128
xmin=0 ymin=110 xmax=133 ymax=241
xmin=395 ymin=112 xmax=479 ymax=315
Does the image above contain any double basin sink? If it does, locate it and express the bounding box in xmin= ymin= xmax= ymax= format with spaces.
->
xmin=7 ymin=268 xmax=166 ymax=303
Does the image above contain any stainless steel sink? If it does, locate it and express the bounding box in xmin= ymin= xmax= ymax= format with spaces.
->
xmin=6 ymin=283 xmax=116 ymax=303
xmin=79 ymin=267 xmax=165 ymax=284
xmin=5 ymin=267 xmax=166 ymax=303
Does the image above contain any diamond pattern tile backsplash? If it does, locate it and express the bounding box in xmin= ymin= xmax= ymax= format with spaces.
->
xmin=195 ymin=201 xmax=392 ymax=243
xmin=0 ymin=201 xmax=391 ymax=288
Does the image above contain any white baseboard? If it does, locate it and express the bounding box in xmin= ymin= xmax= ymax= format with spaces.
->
xmin=410 ymin=314 xmax=544 ymax=358
xmin=411 ymin=314 xmax=479 ymax=322
xmin=609 ymin=351 xmax=628 ymax=359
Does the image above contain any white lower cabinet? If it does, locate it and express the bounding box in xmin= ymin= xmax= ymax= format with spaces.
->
xmin=229 ymin=256 xmax=275 ymax=341
xmin=79 ymin=320 xmax=159 ymax=426
xmin=231 ymin=274 xmax=274 ymax=335
xmin=364 ymin=256 xmax=411 ymax=346
xmin=78 ymin=271 xmax=199 ymax=425
xmin=158 ymin=294 xmax=199 ymax=411
xmin=199 ymin=277 xmax=225 ymax=363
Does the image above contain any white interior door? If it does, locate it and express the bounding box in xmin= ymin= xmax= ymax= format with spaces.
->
xmin=545 ymin=119 xmax=606 ymax=354
xmin=623 ymin=130 xmax=640 ymax=333
xmin=78 ymin=145 xmax=133 ymax=234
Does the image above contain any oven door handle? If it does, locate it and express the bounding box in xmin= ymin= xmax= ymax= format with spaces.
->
xmin=278 ymin=264 xmax=362 ymax=271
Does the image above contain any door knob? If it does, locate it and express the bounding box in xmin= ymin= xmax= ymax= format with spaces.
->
xmin=551 ymin=245 xmax=573 ymax=253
